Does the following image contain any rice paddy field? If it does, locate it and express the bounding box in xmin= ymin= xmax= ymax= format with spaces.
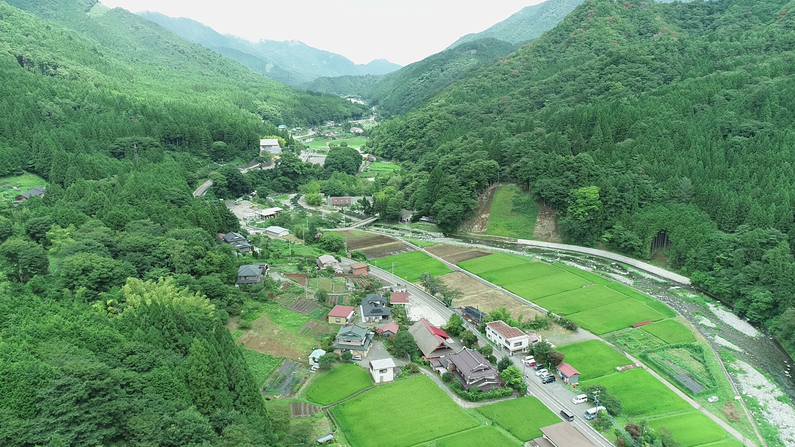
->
xmin=372 ymin=251 xmax=452 ymax=282
xmin=557 ymin=340 xmax=632 ymax=380
xmin=331 ymin=376 xmax=479 ymax=447
xmin=641 ymin=320 xmax=697 ymax=344
xmin=457 ymin=253 xmax=672 ymax=334
xmin=435 ymin=426 xmax=522 ymax=447
xmin=647 ymin=412 xmax=728 ymax=446
xmin=475 ymin=397 xmax=561 ymax=441
xmin=305 ymin=364 xmax=373 ymax=405
xmin=580 ymin=368 xmax=692 ymax=417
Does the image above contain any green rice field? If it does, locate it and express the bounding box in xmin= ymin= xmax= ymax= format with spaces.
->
xmin=647 ymin=412 xmax=727 ymax=446
xmin=475 ymin=397 xmax=560 ymax=441
xmin=557 ymin=340 xmax=631 ymax=380
xmin=485 ymin=185 xmax=539 ymax=239
xmin=641 ymin=320 xmax=697 ymax=344
xmin=436 ymin=427 xmax=522 ymax=447
xmin=332 ymin=376 xmax=479 ymax=447
xmin=372 ymin=251 xmax=452 ymax=282
xmin=580 ymin=368 xmax=692 ymax=417
xmin=305 ymin=364 xmax=373 ymax=405
xmin=567 ymin=300 xmax=666 ymax=335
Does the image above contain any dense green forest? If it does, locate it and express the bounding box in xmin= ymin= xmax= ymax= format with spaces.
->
xmin=0 ymin=0 xmax=373 ymax=445
xmin=369 ymin=0 xmax=795 ymax=343
xmin=303 ymin=38 xmax=519 ymax=118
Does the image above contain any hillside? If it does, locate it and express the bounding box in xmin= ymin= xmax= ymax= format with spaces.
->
xmin=369 ymin=0 xmax=795 ymax=342
xmin=139 ymin=11 xmax=401 ymax=85
xmin=449 ymin=0 xmax=585 ymax=48
xmin=304 ymin=38 xmax=519 ymax=117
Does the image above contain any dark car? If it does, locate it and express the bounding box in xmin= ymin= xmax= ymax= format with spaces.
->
xmin=534 ymin=363 xmax=545 ymax=371
xmin=541 ymin=374 xmax=556 ymax=384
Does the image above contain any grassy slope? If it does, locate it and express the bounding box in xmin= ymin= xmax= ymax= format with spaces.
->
xmin=485 ymin=185 xmax=540 ymax=239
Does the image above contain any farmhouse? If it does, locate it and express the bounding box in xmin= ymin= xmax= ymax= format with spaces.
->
xmin=400 ymin=209 xmax=413 ymax=223
xmin=369 ymin=358 xmax=396 ymax=383
xmin=13 ymin=186 xmax=46 ymax=205
xmin=409 ymin=318 xmax=453 ymax=359
xmin=360 ymin=294 xmax=391 ymax=323
xmin=534 ymin=422 xmax=594 ymax=447
xmin=330 ymin=196 xmax=352 ymax=207
xmin=236 ymin=264 xmax=268 ymax=286
xmin=350 ymin=126 xmax=364 ymax=134
xmin=333 ymin=324 xmax=373 ymax=357
xmin=221 ymin=232 xmax=251 ymax=253
xmin=350 ymin=262 xmax=369 ymax=276
xmin=264 ymin=226 xmax=290 ymax=238
xmin=376 ymin=322 xmax=399 ymax=337
xmin=556 ymin=363 xmax=581 ymax=385
xmin=462 ymin=306 xmax=486 ymax=325
xmin=317 ymin=255 xmax=342 ymax=273
xmin=389 ymin=291 xmax=409 ymax=305
xmin=327 ymin=305 xmax=356 ymax=326
xmin=440 ymin=347 xmax=501 ymax=392
xmin=277 ymin=125 xmax=287 ymax=131
xmin=260 ymin=138 xmax=282 ymax=155
xmin=255 ymin=207 xmax=282 ymax=220
xmin=486 ymin=320 xmax=531 ymax=354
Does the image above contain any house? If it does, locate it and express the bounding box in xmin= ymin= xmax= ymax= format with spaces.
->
xmin=322 ymin=130 xmax=334 ymax=137
xmin=440 ymin=347 xmax=501 ymax=392
xmin=556 ymin=363 xmax=581 ymax=385
xmin=350 ymin=127 xmax=364 ymax=134
xmin=236 ymin=264 xmax=268 ymax=286
xmin=534 ymin=422 xmax=594 ymax=447
xmin=486 ymin=320 xmax=531 ymax=354
xmin=350 ymin=262 xmax=369 ymax=276
xmin=309 ymin=349 xmax=326 ymax=366
xmin=333 ymin=324 xmax=373 ymax=357
xmin=325 ymin=121 xmax=335 ymax=126
xmin=327 ymin=306 xmax=356 ymax=326
xmin=360 ymin=294 xmax=391 ymax=323
xmin=278 ymin=124 xmax=288 ymax=131
xmin=330 ymin=197 xmax=352 ymax=207
xmin=367 ymin=154 xmax=376 ymax=162
xmin=376 ymin=322 xmax=399 ymax=337
xmin=389 ymin=291 xmax=409 ymax=305
xmin=369 ymin=358 xmax=396 ymax=383
xmin=409 ymin=318 xmax=453 ymax=359
xmin=462 ymin=306 xmax=486 ymax=325
xmin=255 ymin=207 xmax=282 ymax=220
xmin=400 ymin=209 xmax=413 ymax=223
xmin=264 ymin=226 xmax=290 ymax=238
xmin=13 ymin=186 xmax=46 ymax=205
xmin=221 ymin=232 xmax=252 ymax=253
xmin=260 ymin=138 xmax=282 ymax=155
xmin=317 ymin=254 xmax=339 ymax=269
xmin=528 ymin=332 xmax=543 ymax=345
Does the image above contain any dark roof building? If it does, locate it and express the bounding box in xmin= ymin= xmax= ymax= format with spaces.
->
xmin=221 ymin=232 xmax=251 ymax=253
xmin=333 ymin=324 xmax=373 ymax=355
xmin=330 ymin=197 xmax=352 ymax=207
xmin=236 ymin=264 xmax=267 ymax=286
xmin=361 ymin=294 xmax=391 ymax=322
xmin=441 ymin=347 xmax=501 ymax=392
xmin=409 ymin=319 xmax=453 ymax=359
xmin=13 ymin=186 xmax=46 ymax=205
xmin=462 ymin=306 xmax=486 ymax=324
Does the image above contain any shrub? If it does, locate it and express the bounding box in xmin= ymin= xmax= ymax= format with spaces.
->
xmin=238 ymin=319 xmax=252 ymax=330
xmin=442 ymin=372 xmax=452 ymax=383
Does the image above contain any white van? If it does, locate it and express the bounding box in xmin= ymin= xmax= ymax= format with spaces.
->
xmin=572 ymin=394 xmax=588 ymax=404
xmin=584 ymin=406 xmax=606 ymax=420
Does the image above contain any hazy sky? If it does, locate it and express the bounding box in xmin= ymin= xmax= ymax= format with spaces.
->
xmin=100 ymin=0 xmax=543 ymax=66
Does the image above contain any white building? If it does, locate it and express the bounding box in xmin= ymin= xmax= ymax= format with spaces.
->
xmin=260 ymin=138 xmax=282 ymax=155
xmin=264 ymin=226 xmax=290 ymax=238
xmin=369 ymin=358 xmax=396 ymax=383
xmin=309 ymin=349 xmax=326 ymax=366
xmin=486 ymin=320 xmax=531 ymax=354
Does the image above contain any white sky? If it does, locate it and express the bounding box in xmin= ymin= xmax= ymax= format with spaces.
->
xmin=100 ymin=0 xmax=543 ymax=66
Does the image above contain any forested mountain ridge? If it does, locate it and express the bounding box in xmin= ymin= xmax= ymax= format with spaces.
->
xmin=369 ymin=0 xmax=795 ymax=343
xmin=449 ymin=0 xmax=585 ymax=48
xmin=138 ymin=11 xmax=401 ymax=86
xmin=304 ymin=38 xmax=519 ymax=118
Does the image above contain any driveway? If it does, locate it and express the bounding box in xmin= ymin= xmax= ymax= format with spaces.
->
xmin=358 ymin=340 xmax=407 ymax=368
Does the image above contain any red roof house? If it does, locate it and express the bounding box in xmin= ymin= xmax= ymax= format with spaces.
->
xmin=409 ymin=318 xmax=453 ymax=358
xmin=327 ymin=306 xmax=356 ymax=326
xmin=485 ymin=320 xmax=531 ymax=354
xmin=556 ymin=363 xmax=581 ymax=384
xmin=376 ymin=322 xmax=399 ymax=337
xmin=390 ymin=292 xmax=409 ymax=305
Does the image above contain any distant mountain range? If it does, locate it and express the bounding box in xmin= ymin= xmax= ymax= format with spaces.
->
xmin=138 ymin=12 xmax=401 ymax=86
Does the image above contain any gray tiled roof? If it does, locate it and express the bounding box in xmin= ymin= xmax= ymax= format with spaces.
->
xmin=362 ymin=295 xmax=391 ymax=318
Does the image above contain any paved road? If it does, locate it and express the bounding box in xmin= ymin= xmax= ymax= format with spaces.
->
xmin=192 ymin=179 xmax=212 ymax=197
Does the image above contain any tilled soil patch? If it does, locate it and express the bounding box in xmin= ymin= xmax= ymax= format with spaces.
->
xmin=290 ymin=402 xmax=322 ymax=418
xmin=425 ymin=244 xmax=491 ymax=264
xmin=291 ymin=299 xmax=321 ymax=315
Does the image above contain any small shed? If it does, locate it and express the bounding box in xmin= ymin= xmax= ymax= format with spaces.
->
xmin=317 ymin=434 xmax=335 ymax=444
xmin=265 ymin=226 xmax=290 ymax=238
xmin=350 ymin=262 xmax=369 ymax=275
xmin=369 ymin=358 xmax=396 ymax=383
xmin=330 ymin=197 xmax=352 ymax=207
xmin=377 ymin=322 xmax=399 ymax=337
xmin=557 ymin=363 xmax=581 ymax=385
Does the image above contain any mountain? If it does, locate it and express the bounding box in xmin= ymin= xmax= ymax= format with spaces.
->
xmin=138 ymin=11 xmax=400 ymax=85
xmin=449 ymin=0 xmax=586 ymax=48
xmin=304 ymin=38 xmax=519 ymax=118
xmin=369 ymin=0 xmax=795 ymax=341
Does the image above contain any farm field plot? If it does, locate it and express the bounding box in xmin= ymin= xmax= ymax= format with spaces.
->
xmin=557 ymin=340 xmax=631 ymax=380
xmin=436 ymin=426 xmax=522 ymax=447
xmin=234 ymin=315 xmax=315 ymax=359
xmin=260 ymin=304 xmax=311 ymax=332
xmin=333 ymin=230 xmax=411 ymax=258
xmin=535 ymin=285 xmax=630 ymax=315
xmin=438 ymin=272 xmax=543 ymax=320
xmin=641 ymin=320 xmax=696 ymax=344
xmin=475 ymin=396 xmax=560 ymax=441
xmin=647 ymin=412 xmax=727 ymax=446
xmin=505 ymin=273 xmax=591 ymax=301
xmin=554 ymin=263 xmax=612 ymax=285
xmin=477 ymin=262 xmax=561 ymax=285
xmin=332 ymin=376 xmax=478 ymax=447
xmin=567 ymin=299 xmax=666 ymax=335
xmin=580 ymin=368 xmax=692 ymax=417
xmin=239 ymin=347 xmax=283 ymax=387
xmin=458 ymin=252 xmax=529 ymax=274
xmin=606 ymin=283 xmax=677 ymax=318
xmin=306 ymin=364 xmax=372 ymax=405
xmin=372 ymin=251 xmax=452 ymax=282
xmin=425 ymin=244 xmax=491 ymax=264
xmin=363 ymin=161 xmax=400 ymax=175
xmin=485 ymin=185 xmax=540 ymax=240
xmin=605 ymin=328 xmax=668 ymax=353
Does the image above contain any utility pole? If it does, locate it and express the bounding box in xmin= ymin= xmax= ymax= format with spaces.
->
xmin=392 ymin=262 xmax=395 ymax=276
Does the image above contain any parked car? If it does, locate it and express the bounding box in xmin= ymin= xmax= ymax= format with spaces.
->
xmin=523 ymin=356 xmax=536 ymax=367
xmin=707 ymin=396 xmax=719 ymax=403
xmin=541 ymin=374 xmax=556 ymax=384
xmin=352 ymin=355 xmax=362 ymax=361
xmin=535 ymin=368 xmax=548 ymax=377
xmin=584 ymin=406 xmax=606 ymax=420
xmin=534 ymin=363 xmax=545 ymax=371
xmin=572 ymin=394 xmax=588 ymax=404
